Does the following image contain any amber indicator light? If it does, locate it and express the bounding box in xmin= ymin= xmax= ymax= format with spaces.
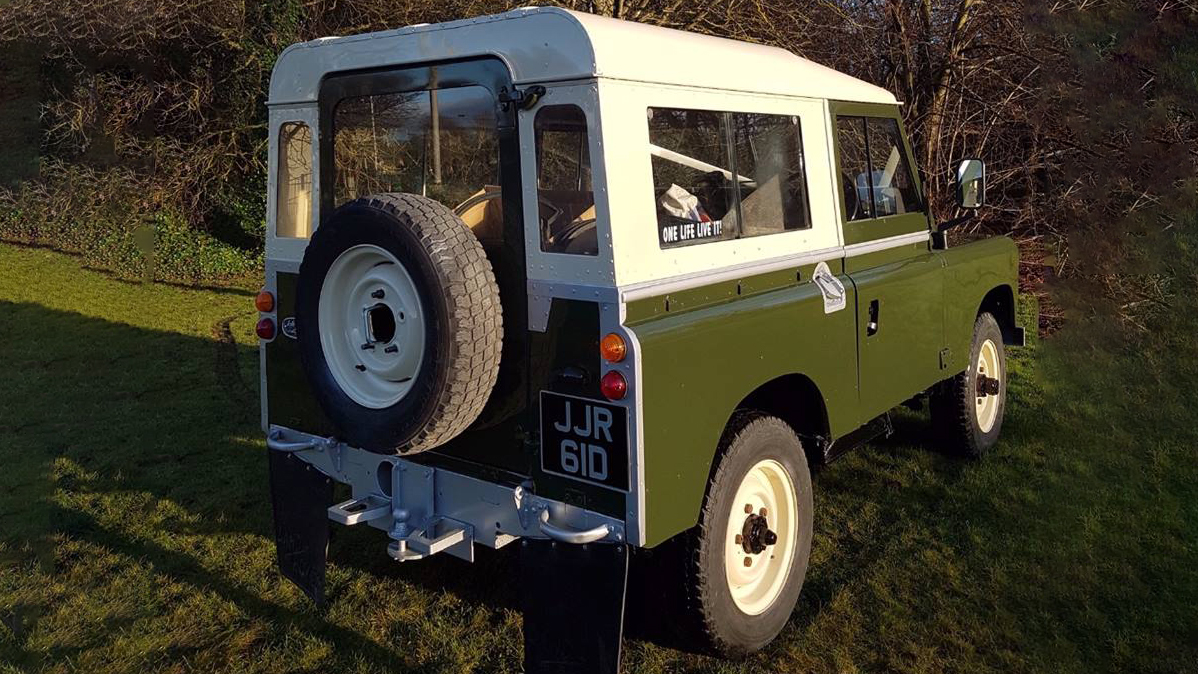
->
xmin=600 ymin=333 xmax=627 ymax=362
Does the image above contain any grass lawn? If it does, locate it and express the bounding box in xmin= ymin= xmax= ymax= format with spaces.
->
xmin=1 ymin=241 xmax=1195 ymax=673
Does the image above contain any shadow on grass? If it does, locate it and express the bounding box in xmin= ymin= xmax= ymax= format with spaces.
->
xmin=0 ymin=299 xmax=518 ymax=671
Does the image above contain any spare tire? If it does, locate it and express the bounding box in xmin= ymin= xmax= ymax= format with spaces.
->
xmin=295 ymin=193 xmax=502 ymax=454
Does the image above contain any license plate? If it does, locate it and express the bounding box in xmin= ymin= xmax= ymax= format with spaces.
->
xmin=539 ymin=391 xmax=630 ymax=492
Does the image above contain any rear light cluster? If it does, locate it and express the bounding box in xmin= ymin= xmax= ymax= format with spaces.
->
xmin=256 ymin=289 xmax=276 ymax=340
xmin=600 ymin=370 xmax=627 ymax=400
xmin=599 ymin=332 xmax=628 ymax=401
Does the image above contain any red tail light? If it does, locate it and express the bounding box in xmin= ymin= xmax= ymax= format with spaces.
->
xmin=600 ymin=370 xmax=627 ymax=401
xmin=256 ymin=317 xmax=276 ymax=340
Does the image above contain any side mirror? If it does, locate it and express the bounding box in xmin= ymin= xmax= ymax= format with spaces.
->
xmin=956 ymin=158 xmax=986 ymax=209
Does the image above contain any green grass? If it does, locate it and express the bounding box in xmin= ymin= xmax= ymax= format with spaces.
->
xmin=1 ymin=241 xmax=1196 ymax=673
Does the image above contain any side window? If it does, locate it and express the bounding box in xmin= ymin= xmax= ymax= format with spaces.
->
xmin=648 ymin=108 xmax=737 ymax=248
xmin=836 ymin=117 xmax=872 ymax=222
xmin=865 ymin=117 xmax=920 ymax=216
xmin=836 ymin=115 xmax=922 ymax=222
xmin=536 ymin=105 xmax=597 ymax=256
xmin=276 ymin=122 xmax=312 ymax=239
xmin=733 ymin=113 xmax=811 ymax=236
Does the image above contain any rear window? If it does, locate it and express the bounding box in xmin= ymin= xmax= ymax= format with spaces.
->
xmin=648 ymin=107 xmax=811 ymax=248
xmin=332 ymin=86 xmax=499 ymax=210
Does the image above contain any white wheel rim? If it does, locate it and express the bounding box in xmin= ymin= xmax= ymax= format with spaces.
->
xmin=724 ymin=459 xmax=798 ymax=616
xmin=318 ymin=244 xmax=426 ymax=409
xmin=975 ymin=338 xmax=1001 ymax=433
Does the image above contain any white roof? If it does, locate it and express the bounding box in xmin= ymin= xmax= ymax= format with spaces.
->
xmin=269 ymin=7 xmax=897 ymax=106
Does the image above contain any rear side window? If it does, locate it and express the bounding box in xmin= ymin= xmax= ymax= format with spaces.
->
xmin=536 ymin=105 xmax=598 ymax=256
xmin=733 ymin=114 xmax=811 ymax=236
xmin=837 ymin=116 xmax=922 ymax=221
xmin=276 ymin=122 xmax=312 ymax=239
xmin=648 ymin=108 xmax=810 ymax=248
xmin=649 ymin=109 xmax=737 ymax=247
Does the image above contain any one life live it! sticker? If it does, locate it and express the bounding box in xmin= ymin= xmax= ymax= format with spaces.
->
xmin=660 ymin=218 xmax=724 ymax=246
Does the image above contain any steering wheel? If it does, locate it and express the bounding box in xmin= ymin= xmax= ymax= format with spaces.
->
xmin=841 ymin=173 xmax=863 ymax=221
xmin=549 ymin=218 xmax=597 ymax=253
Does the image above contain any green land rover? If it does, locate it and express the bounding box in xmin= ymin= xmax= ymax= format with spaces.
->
xmin=257 ymin=7 xmax=1023 ymax=671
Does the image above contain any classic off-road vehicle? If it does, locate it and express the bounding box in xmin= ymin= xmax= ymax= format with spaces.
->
xmin=258 ymin=7 xmax=1023 ymax=670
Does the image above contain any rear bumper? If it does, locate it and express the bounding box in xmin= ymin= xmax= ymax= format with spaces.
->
xmin=267 ymin=426 xmax=627 ymax=562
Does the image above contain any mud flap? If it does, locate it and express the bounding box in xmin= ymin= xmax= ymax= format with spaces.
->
xmin=268 ymin=450 xmax=332 ymax=606
xmin=520 ymin=539 xmax=629 ymax=674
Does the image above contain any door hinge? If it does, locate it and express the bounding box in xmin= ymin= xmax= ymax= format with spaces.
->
xmin=939 ymin=348 xmax=951 ymax=370
xmin=499 ymin=85 xmax=546 ymax=111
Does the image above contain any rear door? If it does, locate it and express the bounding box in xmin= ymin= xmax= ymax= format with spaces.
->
xmin=308 ymin=58 xmax=533 ymax=476
xmin=832 ymin=105 xmax=947 ymax=420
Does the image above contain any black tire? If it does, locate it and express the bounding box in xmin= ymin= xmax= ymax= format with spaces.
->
xmin=295 ymin=193 xmax=502 ymax=454
xmin=930 ymin=312 xmax=1006 ymax=458
xmin=684 ymin=413 xmax=814 ymax=657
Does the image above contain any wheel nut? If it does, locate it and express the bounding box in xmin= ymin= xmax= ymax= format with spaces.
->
xmin=734 ymin=534 xmax=743 ymax=545
xmin=744 ymin=504 xmax=753 ymax=514
xmin=759 ymin=507 xmax=768 ymax=517
xmin=743 ymin=557 xmax=752 ymax=567
xmin=371 ymin=289 xmax=385 ymax=299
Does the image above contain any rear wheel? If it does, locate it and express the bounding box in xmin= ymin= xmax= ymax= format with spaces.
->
xmin=930 ymin=312 xmax=1007 ymax=457
xmin=684 ymin=413 xmax=813 ymax=657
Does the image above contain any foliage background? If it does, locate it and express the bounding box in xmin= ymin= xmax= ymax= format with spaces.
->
xmin=0 ymin=0 xmax=1196 ymax=310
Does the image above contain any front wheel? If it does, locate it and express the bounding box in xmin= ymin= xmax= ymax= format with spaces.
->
xmin=930 ymin=312 xmax=1007 ymax=458
xmin=685 ymin=413 xmax=813 ymax=657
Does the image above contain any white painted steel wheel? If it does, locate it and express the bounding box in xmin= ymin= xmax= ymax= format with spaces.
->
xmin=974 ymin=338 xmax=1001 ymax=433
xmin=318 ymin=244 xmax=426 ymax=409
xmin=930 ymin=311 xmax=1007 ymax=458
xmin=724 ymin=459 xmax=798 ymax=615
xmin=295 ymin=193 xmax=502 ymax=454
xmin=675 ymin=414 xmax=812 ymax=657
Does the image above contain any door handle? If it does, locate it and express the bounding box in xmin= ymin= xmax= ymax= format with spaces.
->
xmin=867 ymin=300 xmax=880 ymax=336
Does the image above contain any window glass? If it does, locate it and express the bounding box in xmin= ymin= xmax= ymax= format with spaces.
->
xmin=332 ymin=86 xmax=499 ymax=211
xmin=865 ymin=117 xmax=921 ymax=217
xmin=648 ymin=108 xmax=737 ymax=248
xmin=836 ymin=117 xmax=872 ymax=222
xmin=836 ymin=115 xmax=922 ymax=221
xmin=276 ymin=122 xmax=312 ymax=238
xmin=733 ymin=113 xmax=811 ymax=236
xmin=536 ymin=105 xmax=597 ymax=255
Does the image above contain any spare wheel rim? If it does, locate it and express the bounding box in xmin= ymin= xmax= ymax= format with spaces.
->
xmin=318 ymin=244 xmax=426 ymax=409
xmin=975 ymin=338 xmax=1000 ymax=432
xmin=724 ymin=458 xmax=798 ymax=616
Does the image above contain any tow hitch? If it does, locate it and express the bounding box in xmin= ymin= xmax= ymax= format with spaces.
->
xmin=266 ymin=428 xmax=630 ymax=672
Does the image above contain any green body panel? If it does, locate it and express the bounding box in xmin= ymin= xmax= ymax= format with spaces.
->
xmin=849 ymin=248 xmax=946 ymax=419
xmin=938 ymin=236 xmax=1021 ymax=372
xmin=628 ymin=235 xmax=1019 ymax=547
xmin=628 ymin=265 xmax=860 ymax=548
xmin=266 ymin=272 xmax=335 ymax=437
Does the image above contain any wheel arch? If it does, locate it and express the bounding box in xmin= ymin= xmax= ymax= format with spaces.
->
xmin=978 ymin=284 xmax=1022 ymax=346
xmin=732 ymin=373 xmax=830 ymax=470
